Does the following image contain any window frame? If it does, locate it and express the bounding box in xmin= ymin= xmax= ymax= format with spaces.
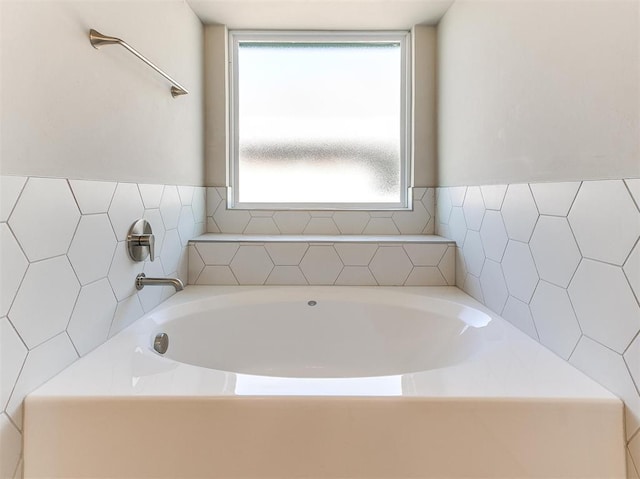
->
xmin=228 ymin=30 xmax=413 ymax=210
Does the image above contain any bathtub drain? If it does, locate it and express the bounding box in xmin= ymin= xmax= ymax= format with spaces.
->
xmin=307 ymin=300 xmax=317 ymax=306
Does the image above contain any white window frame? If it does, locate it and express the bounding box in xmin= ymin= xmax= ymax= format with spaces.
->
xmin=228 ymin=30 xmax=412 ymax=210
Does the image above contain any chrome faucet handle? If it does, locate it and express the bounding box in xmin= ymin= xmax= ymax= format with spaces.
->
xmin=127 ymin=219 xmax=155 ymax=262
xmin=136 ymin=233 xmax=155 ymax=261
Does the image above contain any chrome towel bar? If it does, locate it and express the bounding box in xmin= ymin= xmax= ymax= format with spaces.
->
xmin=89 ymin=29 xmax=188 ymax=98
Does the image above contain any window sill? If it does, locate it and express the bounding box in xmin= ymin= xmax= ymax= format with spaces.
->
xmin=190 ymin=234 xmax=453 ymax=244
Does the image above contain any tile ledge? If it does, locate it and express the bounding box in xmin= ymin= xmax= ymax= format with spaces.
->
xmin=190 ymin=234 xmax=453 ymax=244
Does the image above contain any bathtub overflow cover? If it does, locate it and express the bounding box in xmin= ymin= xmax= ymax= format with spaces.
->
xmin=307 ymin=300 xmax=317 ymax=306
xmin=154 ymin=332 xmax=169 ymax=354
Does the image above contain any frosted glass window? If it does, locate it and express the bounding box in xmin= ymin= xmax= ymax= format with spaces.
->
xmin=230 ymin=32 xmax=410 ymax=209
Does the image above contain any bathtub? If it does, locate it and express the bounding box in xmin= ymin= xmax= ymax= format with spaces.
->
xmin=24 ymin=286 xmax=625 ymax=478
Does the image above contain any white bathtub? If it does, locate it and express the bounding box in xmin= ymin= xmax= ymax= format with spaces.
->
xmin=24 ymin=286 xmax=625 ymax=478
xmin=157 ymin=287 xmax=490 ymax=380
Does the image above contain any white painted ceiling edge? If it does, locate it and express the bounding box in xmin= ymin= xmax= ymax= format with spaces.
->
xmin=186 ymin=0 xmax=455 ymax=28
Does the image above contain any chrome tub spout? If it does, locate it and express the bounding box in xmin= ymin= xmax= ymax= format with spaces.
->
xmin=135 ymin=273 xmax=184 ymax=291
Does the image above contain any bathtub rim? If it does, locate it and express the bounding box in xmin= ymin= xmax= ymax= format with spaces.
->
xmin=26 ymin=285 xmax=621 ymax=402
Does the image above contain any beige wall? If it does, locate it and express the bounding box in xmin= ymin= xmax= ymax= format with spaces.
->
xmin=413 ymin=25 xmax=438 ymax=187
xmin=0 ymin=0 xmax=205 ymax=186
xmin=204 ymin=24 xmax=438 ymax=187
xmin=204 ymin=25 xmax=228 ymax=187
xmin=437 ymin=0 xmax=640 ymax=186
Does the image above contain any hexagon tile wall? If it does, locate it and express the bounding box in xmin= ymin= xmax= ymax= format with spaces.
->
xmin=205 ymin=187 xmax=436 ymax=235
xmin=437 ymin=179 xmax=640 ymax=476
xmin=0 ymin=176 xmax=206 ymax=477
xmin=189 ymin=240 xmax=456 ymax=286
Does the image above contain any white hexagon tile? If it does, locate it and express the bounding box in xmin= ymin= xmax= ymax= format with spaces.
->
xmin=403 ymin=243 xmax=447 ymax=267
xmin=108 ymin=183 xmax=144 ymax=241
xmin=1 ymin=175 xmax=206 ymax=478
xmin=439 ymin=179 xmax=640 ymax=461
xmin=463 ymin=272 xmax=484 ymax=303
xmin=462 ymin=186 xmax=485 ymax=231
xmin=138 ymin=184 xmax=165 ymax=209
xmin=9 ymin=256 xmax=80 ymax=349
xmin=6 ymin=333 xmax=78 ymax=429
xmin=9 ymin=178 xmax=80 ymax=262
xmin=206 ymin=187 xmax=436 ymax=235
xmin=197 ymin=265 xmax=238 ymax=285
xmin=479 ymin=210 xmax=508 ymax=262
xmin=196 ymin=242 xmax=239 ymax=265
xmin=461 ymin=231 xmax=485 ymax=277
xmin=0 ymin=318 xmax=27 ymax=411
xmin=266 ymin=243 xmax=309 ymax=265
xmin=139 ymin=260 xmax=168 ymax=312
xmin=625 ymin=242 xmax=640 ymax=301
xmin=335 ymin=267 xmax=378 ymax=286
xmin=191 ymin=188 xmax=207 ymax=223
xmin=304 ymin=217 xmax=342 ymax=235
xmin=266 ymin=266 xmax=309 ymax=285
xmin=0 ymin=176 xmax=27 ymax=222
xmin=108 ymin=292 xmax=145 ymax=338
xmin=446 ymin=207 xmax=467 ymax=246
xmin=4 ymin=175 xmax=640 ymax=475
xmin=370 ymin=246 xmax=414 ymax=285
xmin=160 ymin=229 xmax=183 ymax=275
xmin=501 ymin=296 xmax=538 ymax=340
xmin=178 ymin=206 xmax=196 ymax=246
xmin=479 ymin=184 xmax=507 ymax=211
xmin=273 ymin=211 xmax=312 ymax=233
xmin=230 ymin=245 xmax=275 ymax=284
xmin=501 ymin=241 xmax=539 ymax=303
xmin=530 ymin=281 xmax=582 ymax=360
xmin=625 ymin=334 xmax=640 ymax=401
xmin=568 ymin=259 xmax=640 ymax=354
xmin=69 ymin=180 xmax=116 ymax=214
xmin=501 ymin=184 xmax=539 ymax=242
xmin=392 ymin=201 xmax=431 ymax=234
xmin=300 ymin=246 xmax=344 ymax=285
xmin=108 ymin=242 xmax=145 ymax=301
xmin=529 ymin=216 xmax=581 ymax=288
xmin=449 ymin=186 xmax=467 ymax=207
xmin=66 ymin=279 xmax=117 ymax=356
xmin=0 ymin=224 xmax=28 ymax=317
xmin=143 ymin=208 xmax=166 ymax=257
xmin=159 ymin=185 xmax=182 ymax=231
xmin=405 ymin=267 xmax=446 ymax=286
xmin=436 ymin=187 xmax=453 ymax=227
xmin=438 ymin=246 xmax=456 ymax=285
xmin=190 ymin=240 xmax=456 ymax=287
xmin=68 ymin=214 xmax=117 ymax=285
xmin=205 ymin=187 xmax=224 ymax=217
xmin=454 ymin=246 xmax=468 ymax=289
xmin=479 ymin=259 xmax=509 ymax=314
xmin=187 ymin=245 xmax=205 ymax=283
xmin=244 ymin=216 xmax=280 ymax=235
xmin=568 ymin=180 xmax=640 ymax=266
xmin=529 ymin=182 xmax=580 ymax=217
xmin=177 ymin=186 xmax=195 ymax=206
